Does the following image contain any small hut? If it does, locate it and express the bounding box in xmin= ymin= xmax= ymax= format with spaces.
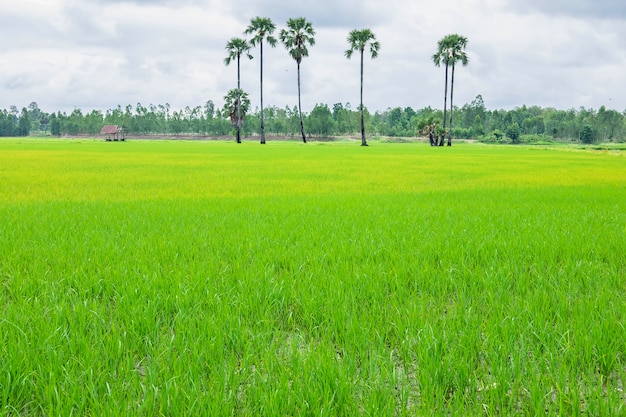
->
xmin=101 ymin=125 xmax=125 ymax=141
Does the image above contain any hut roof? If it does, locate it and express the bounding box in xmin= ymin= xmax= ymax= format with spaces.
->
xmin=101 ymin=125 xmax=121 ymax=134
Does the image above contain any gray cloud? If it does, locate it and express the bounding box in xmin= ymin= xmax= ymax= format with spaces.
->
xmin=506 ymin=0 xmax=626 ymax=19
xmin=0 ymin=0 xmax=625 ymax=115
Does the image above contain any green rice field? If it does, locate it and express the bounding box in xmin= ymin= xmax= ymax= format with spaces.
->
xmin=1 ymin=138 xmax=625 ymax=415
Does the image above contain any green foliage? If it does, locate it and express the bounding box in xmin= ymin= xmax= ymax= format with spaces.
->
xmin=345 ymin=28 xmax=380 ymax=59
xmin=472 ymin=114 xmax=485 ymax=136
xmin=244 ymin=17 xmax=277 ymax=48
xmin=223 ymin=89 xmax=251 ymax=121
xmin=307 ymin=103 xmax=334 ymax=137
xmin=18 ymin=108 xmax=30 ymax=136
xmin=581 ymin=124 xmax=594 ymax=144
xmin=224 ymin=37 xmax=253 ymax=66
xmin=50 ymin=113 xmax=61 ymax=136
xmin=374 ymin=106 xmax=418 ymax=137
xmin=0 ymin=110 xmax=17 ymax=136
xmin=279 ymin=18 xmax=315 ymax=64
xmin=2 ymin=98 xmax=625 ymax=143
xmin=506 ymin=122 xmax=521 ymax=143
xmin=432 ymin=34 xmax=468 ymax=68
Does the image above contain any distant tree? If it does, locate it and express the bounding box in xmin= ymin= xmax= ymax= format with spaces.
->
xmin=38 ymin=113 xmax=50 ymax=133
xmin=345 ymin=28 xmax=380 ymax=146
xmin=85 ymin=109 xmax=104 ymax=135
xmin=472 ymin=115 xmax=485 ymax=136
xmin=280 ymin=17 xmax=315 ymax=143
xmin=204 ymin=100 xmax=215 ymax=120
xmin=245 ymin=17 xmax=277 ymax=144
xmin=387 ymin=107 xmax=406 ymax=136
xmin=597 ymin=106 xmax=622 ymax=142
xmin=506 ymin=122 xmax=521 ymax=143
xmin=0 ymin=109 xmax=16 ymax=136
xmin=462 ymin=95 xmax=486 ymax=128
xmin=50 ymin=113 xmax=61 ymax=136
xmin=224 ymin=37 xmax=253 ymax=143
xmin=27 ymin=102 xmax=42 ymax=132
xmin=18 ymin=108 xmax=30 ymax=136
xmin=580 ymin=124 xmax=594 ymax=144
xmin=307 ymin=103 xmax=335 ymax=137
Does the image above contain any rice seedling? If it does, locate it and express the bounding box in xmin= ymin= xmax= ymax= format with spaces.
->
xmin=0 ymin=139 xmax=624 ymax=415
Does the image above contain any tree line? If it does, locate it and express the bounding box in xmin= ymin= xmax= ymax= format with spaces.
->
xmin=2 ymin=97 xmax=624 ymax=144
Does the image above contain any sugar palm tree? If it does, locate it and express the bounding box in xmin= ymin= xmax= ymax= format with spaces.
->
xmin=433 ymin=36 xmax=453 ymax=146
xmin=224 ymin=88 xmax=251 ymax=130
xmin=447 ymin=35 xmax=469 ymax=146
xmin=433 ymin=34 xmax=469 ymax=146
xmin=224 ymin=37 xmax=252 ymax=143
xmin=280 ymin=17 xmax=315 ymax=143
xmin=345 ymin=29 xmax=380 ymax=146
xmin=244 ymin=17 xmax=277 ymax=145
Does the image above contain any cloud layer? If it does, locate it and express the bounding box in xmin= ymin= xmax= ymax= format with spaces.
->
xmin=1 ymin=0 xmax=625 ymax=114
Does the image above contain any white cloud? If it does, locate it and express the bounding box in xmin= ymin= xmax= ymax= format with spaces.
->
xmin=1 ymin=0 xmax=625 ymax=114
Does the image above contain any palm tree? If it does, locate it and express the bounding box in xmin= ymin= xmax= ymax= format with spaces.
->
xmin=417 ymin=115 xmax=440 ymax=147
xmin=433 ymin=36 xmax=453 ymax=146
xmin=245 ymin=17 xmax=277 ymax=145
xmin=447 ymin=35 xmax=469 ymax=146
xmin=280 ymin=17 xmax=315 ymax=143
xmin=224 ymin=88 xmax=251 ymax=130
xmin=345 ymin=29 xmax=380 ymax=147
xmin=433 ymin=34 xmax=469 ymax=146
xmin=224 ymin=37 xmax=252 ymax=143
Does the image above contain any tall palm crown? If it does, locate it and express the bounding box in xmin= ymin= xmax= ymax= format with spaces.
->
xmin=446 ymin=34 xmax=469 ymax=67
xmin=245 ymin=17 xmax=277 ymax=48
xmin=345 ymin=29 xmax=380 ymax=60
xmin=224 ymin=38 xmax=253 ymax=70
xmin=224 ymin=37 xmax=252 ymax=143
xmin=345 ymin=29 xmax=379 ymax=146
xmin=244 ymin=17 xmax=277 ymax=144
xmin=432 ymin=37 xmax=453 ymax=67
xmin=280 ymin=17 xmax=315 ymax=143
xmin=280 ymin=17 xmax=315 ymax=64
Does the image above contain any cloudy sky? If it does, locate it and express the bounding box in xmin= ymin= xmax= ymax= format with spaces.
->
xmin=1 ymin=0 xmax=625 ymax=115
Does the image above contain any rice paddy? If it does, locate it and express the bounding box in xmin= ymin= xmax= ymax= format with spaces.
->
xmin=1 ymin=138 xmax=625 ymax=415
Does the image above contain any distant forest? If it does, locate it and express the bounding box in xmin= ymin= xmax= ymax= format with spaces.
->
xmin=1 ymin=95 xmax=624 ymax=144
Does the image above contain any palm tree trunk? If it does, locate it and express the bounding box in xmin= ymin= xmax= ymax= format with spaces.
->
xmin=360 ymin=50 xmax=367 ymax=146
xmin=259 ymin=41 xmax=266 ymax=144
xmin=297 ymin=61 xmax=306 ymax=143
xmin=440 ymin=62 xmax=449 ymax=146
xmin=448 ymin=64 xmax=455 ymax=146
xmin=236 ymin=55 xmax=241 ymax=144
